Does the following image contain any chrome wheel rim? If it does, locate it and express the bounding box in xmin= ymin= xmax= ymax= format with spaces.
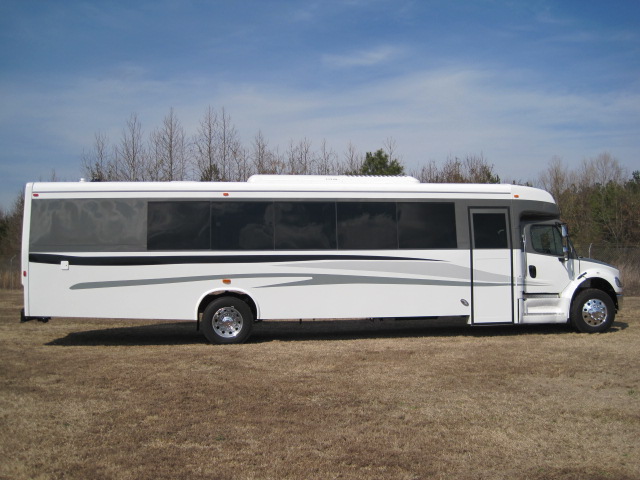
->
xmin=212 ymin=307 xmax=243 ymax=338
xmin=581 ymin=299 xmax=608 ymax=326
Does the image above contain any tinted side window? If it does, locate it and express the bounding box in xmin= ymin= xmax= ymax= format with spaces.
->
xmin=147 ymin=201 xmax=210 ymax=250
xmin=211 ymin=202 xmax=274 ymax=250
xmin=530 ymin=225 xmax=563 ymax=256
xmin=398 ymin=202 xmax=457 ymax=249
xmin=274 ymin=202 xmax=336 ymax=250
xmin=473 ymin=213 xmax=508 ymax=249
xmin=29 ymin=199 xmax=147 ymax=252
xmin=337 ymin=202 xmax=397 ymax=249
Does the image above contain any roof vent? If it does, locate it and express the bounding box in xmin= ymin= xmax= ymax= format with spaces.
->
xmin=247 ymin=175 xmax=419 ymax=185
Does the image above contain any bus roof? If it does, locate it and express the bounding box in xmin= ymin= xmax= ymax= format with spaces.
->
xmin=27 ymin=176 xmax=555 ymax=204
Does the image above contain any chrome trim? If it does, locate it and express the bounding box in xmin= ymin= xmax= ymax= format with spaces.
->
xmin=212 ymin=306 xmax=244 ymax=339
xmin=523 ymin=293 xmax=560 ymax=299
xmin=581 ymin=298 xmax=608 ymax=327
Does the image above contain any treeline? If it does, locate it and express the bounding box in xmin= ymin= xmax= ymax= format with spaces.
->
xmin=0 ymin=194 xmax=23 ymax=259
xmin=537 ymin=153 xmax=640 ymax=249
xmin=80 ymin=106 xmax=505 ymax=183
xmin=81 ymin=107 xmax=374 ymax=182
xmin=2 ymin=106 xmax=639 ymax=264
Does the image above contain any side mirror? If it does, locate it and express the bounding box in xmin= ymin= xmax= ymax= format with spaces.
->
xmin=560 ymin=224 xmax=570 ymax=261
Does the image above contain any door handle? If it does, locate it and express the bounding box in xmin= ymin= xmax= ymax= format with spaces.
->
xmin=529 ymin=265 xmax=537 ymax=278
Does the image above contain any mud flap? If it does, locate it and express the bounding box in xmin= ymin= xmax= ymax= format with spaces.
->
xmin=20 ymin=308 xmax=50 ymax=323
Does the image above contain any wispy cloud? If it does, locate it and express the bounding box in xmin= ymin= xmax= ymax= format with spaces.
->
xmin=322 ymin=45 xmax=404 ymax=68
xmin=190 ymin=67 xmax=640 ymax=179
xmin=2 ymin=63 xmax=638 ymax=185
xmin=1 ymin=0 xmax=639 ymax=210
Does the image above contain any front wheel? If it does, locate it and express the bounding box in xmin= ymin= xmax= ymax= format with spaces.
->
xmin=570 ymin=289 xmax=615 ymax=333
xmin=201 ymin=297 xmax=254 ymax=344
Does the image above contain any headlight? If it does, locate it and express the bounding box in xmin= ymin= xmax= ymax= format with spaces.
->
xmin=615 ymin=277 xmax=622 ymax=288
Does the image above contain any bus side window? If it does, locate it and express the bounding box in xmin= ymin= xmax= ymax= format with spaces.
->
xmin=275 ymin=202 xmax=337 ymax=250
xmin=148 ymin=201 xmax=211 ymax=250
xmin=397 ymin=202 xmax=457 ymax=249
xmin=211 ymin=202 xmax=274 ymax=250
xmin=337 ymin=202 xmax=397 ymax=250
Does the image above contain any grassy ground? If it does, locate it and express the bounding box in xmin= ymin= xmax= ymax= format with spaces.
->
xmin=1 ymin=289 xmax=639 ymax=480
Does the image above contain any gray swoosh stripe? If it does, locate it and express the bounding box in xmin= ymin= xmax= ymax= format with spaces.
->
xmin=284 ymin=260 xmax=508 ymax=283
xmin=255 ymin=274 xmax=471 ymax=288
xmin=70 ymin=272 xmax=509 ymax=290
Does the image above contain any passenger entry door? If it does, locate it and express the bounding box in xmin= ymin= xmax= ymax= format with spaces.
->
xmin=469 ymin=208 xmax=514 ymax=324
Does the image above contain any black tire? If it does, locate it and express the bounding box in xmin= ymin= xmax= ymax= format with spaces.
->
xmin=570 ymin=289 xmax=615 ymax=333
xmin=201 ymin=297 xmax=254 ymax=344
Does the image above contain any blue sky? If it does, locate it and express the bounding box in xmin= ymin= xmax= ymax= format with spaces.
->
xmin=1 ymin=0 xmax=639 ymax=209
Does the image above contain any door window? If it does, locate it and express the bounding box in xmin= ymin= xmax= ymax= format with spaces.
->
xmin=472 ymin=213 xmax=509 ymax=249
xmin=530 ymin=225 xmax=563 ymax=256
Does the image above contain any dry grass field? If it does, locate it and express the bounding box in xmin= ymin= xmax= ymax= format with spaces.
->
xmin=1 ymin=290 xmax=639 ymax=480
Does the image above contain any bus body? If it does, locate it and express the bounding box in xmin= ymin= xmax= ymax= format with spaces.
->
xmin=21 ymin=175 xmax=623 ymax=343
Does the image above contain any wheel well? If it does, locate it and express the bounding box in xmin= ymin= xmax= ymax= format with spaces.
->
xmin=198 ymin=291 xmax=258 ymax=322
xmin=572 ymin=278 xmax=618 ymax=311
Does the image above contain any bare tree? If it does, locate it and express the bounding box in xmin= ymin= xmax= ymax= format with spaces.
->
xmin=269 ymin=146 xmax=286 ymax=175
xmin=285 ymin=140 xmax=299 ymax=174
xmin=232 ymin=145 xmax=252 ymax=181
xmin=413 ymin=154 xmax=498 ymax=183
xmin=538 ymin=156 xmax=592 ymax=241
xmin=286 ymin=138 xmax=314 ymax=174
xmin=315 ymin=139 xmax=338 ymax=175
xmin=81 ymin=132 xmax=113 ymax=181
xmin=340 ymin=142 xmax=363 ymax=174
xmin=580 ymin=152 xmax=627 ymax=188
xmin=439 ymin=156 xmax=465 ymax=183
xmin=463 ymin=154 xmax=500 ymax=183
xmin=383 ymin=137 xmax=400 ymax=166
xmin=218 ymin=107 xmax=241 ymax=181
xmin=413 ymin=160 xmax=440 ymax=182
xmin=193 ymin=106 xmax=220 ymax=181
xmin=149 ymin=108 xmax=189 ymax=181
xmin=251 ymin=130 xmax=279 ymax=174
xmin=251 ymin=130 xmax=268 ymax=174
xmin=115 ymin=113 xmax=146 ymax=181
xmin=538 ymin=156 xmax=571 ymax=198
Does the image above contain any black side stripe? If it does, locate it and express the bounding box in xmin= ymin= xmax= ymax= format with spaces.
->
xmin=29 ymin=253 xmax=441 ymax=267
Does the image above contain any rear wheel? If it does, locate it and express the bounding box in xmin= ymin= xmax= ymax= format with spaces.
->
xmin=570 ymin=289 xmax=615 ymax=333
xmin=201 ymin=297 xmax=254 ymax=344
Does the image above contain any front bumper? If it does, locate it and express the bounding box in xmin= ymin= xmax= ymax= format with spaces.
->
xmin=616 ymin=293 xmax=623 ymax=311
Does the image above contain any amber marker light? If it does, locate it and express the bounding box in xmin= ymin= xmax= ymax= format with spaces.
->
xmin=223 ymin=192 xmax=229 ymax=196
xmin=222 ymin=279 xmax=231 ymax=285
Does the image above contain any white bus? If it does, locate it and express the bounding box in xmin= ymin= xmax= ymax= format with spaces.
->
xmin=21 ymin=175 xmax=623 ymax=344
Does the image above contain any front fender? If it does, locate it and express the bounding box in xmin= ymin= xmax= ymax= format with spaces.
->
xmin=562 ymin=272 xmax=620 ymax=311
